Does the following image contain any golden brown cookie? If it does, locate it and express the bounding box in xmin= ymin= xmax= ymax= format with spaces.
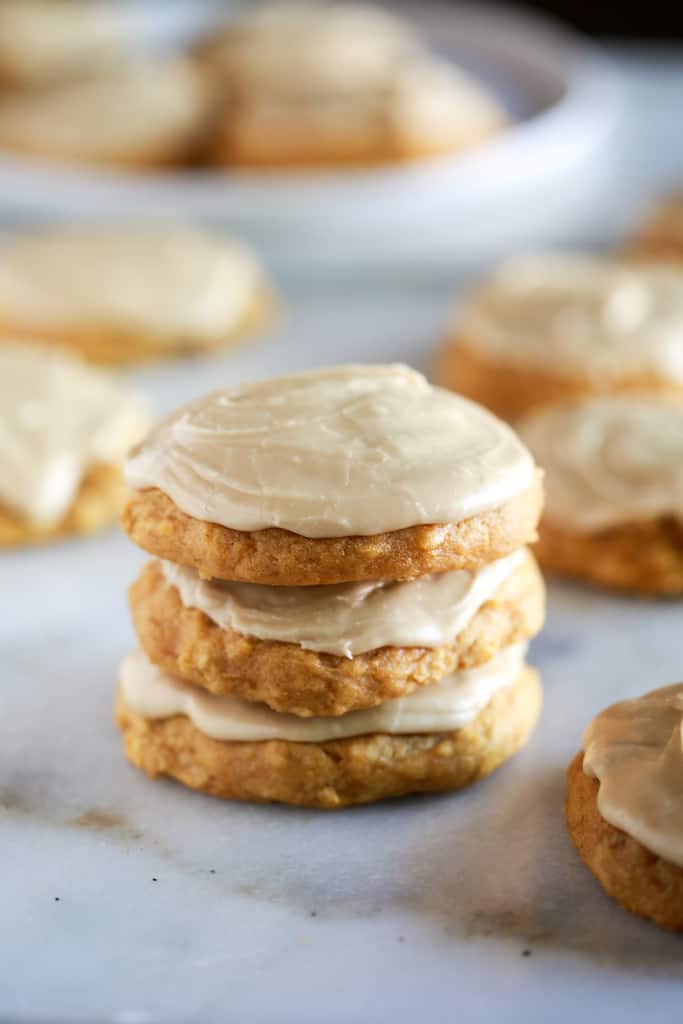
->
xmin=533 ymin=512 xmax=683 ymax=596
xmin=628 ymin=191 xmax=683 ymax=263
xmin=129 ymin=551 xmax=545 ymax=716
xmin=121 ymin=474 xmax=543 ymax=586
xmin=0 ymin=462 xmax=124 ymax=549
xmin=116 ymin=664 xmax=541 ymax=809
xmin=433 ymin=339 xmax=679 ymax=423
xmin=566 ymin=753 xmax=683 ymax=932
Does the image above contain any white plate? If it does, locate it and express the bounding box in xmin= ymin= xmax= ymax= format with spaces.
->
xmin=0 ymin=2 xmax=621 ymax=270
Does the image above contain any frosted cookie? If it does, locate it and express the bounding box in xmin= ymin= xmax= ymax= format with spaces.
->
xmin=0 ymin=226 xmax=272 ymax=364
xmin=628 ymin=190 xmax=683 ymax=263
xmin=116 ymin=644 xmax=541 ymax=808
xmin=436 ymin=255 xmax=683 ymax=421
xmin=201 ymin=1 xmax=504 ymax=168
xmin=0 ymin=59 xmax=209 ymax=169
xmin=567 ymin=685 xmax=683 ymax=931
xmin=129 ymin=547 xmax=544 ymax=716
xmin=0 ymin=342 xmax=148 ymax=548
xmin=0 ymin=1 xmax=126 ymax=89
xmin=517 ymin=394 xmax=683 ymax=594
xmin=122 ymin=364 xmax=542 ymax=585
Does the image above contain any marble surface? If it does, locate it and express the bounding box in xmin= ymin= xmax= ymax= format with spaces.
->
xmin=3 ymin=49 xmax=683 ymax=1024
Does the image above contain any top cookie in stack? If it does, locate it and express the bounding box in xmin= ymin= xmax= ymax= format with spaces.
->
xmin=118 ymin=364 xmax=545 ymax=808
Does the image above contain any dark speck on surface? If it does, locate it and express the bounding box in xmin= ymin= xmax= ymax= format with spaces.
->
xmin=522 ymin=949 xmax=532 ymax=957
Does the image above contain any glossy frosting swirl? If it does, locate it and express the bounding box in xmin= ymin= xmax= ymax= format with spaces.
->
xmin=583 ymin=684 xmax=683 ymax=868
xmin=0 ymin=342 xmax=148 ymax=525
xmin=457 ymin=254 xmax=683 ymax=381
xmin=517 ymin=395 xmax=683 ymax=530
xmin=125 ymin=364 xmax=535 ymax=538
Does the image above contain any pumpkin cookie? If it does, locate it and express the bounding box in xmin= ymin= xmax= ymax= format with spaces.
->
xmin=0 ymin=342 xmax=148 ymax=548
xmin=0 ymin=1 xmax=126 ymax=88
xmin=567 ymin=684 xmax=683 ymax=931
xmin=517 ymin=394 xmax=683 ymax=594
xmin=0 ymin=225 xmax=273 ymax=364
xmin=0 ymin=58 xmax=210 ymax=169
xmin=116 ymin=646 xmax=541 ymax=809
xmin=129 ymin=547 xmax=544 ymax=716
xmin=123 ymin=364 xmax=541 ymax=584
xmin=436 ymin=254 xmax=683 ymax=421
xmin=201 ymin=0 xmax=504 ymax=169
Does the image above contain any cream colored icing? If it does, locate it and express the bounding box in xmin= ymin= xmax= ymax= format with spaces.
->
xmin=517 ymin=394 xmax=683 ymax=531
xmin=457 ymin=254 xmax=683 ymax=381
xmin=583 ymin=685 xmax=683 ymax=869
xmin=0 ymin=227 xmax=264 ymax=346
xmin=0 ymin=1 xmax=125 ymax=86
xmin=211 ymin=1 xmax=503 ymax=142
xmin=160 ymin=548 xmax=525 ymax=657
xmin=125 ymin=364 xmax=535 ymax=538
xmin=0 ymin=342 xmax=149 ymax=526
xmin=120 ymin=642 xmax=527 ymax=740
xmin=0 ymin=59 xmax=207 ymax=160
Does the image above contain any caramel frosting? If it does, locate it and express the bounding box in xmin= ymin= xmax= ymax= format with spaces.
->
xmin=0 ymin=59 xmax=208 ymax=162
xmin=583 ymin=685 xmax=683 ymax=869
xmin=0 ymin=342 xmax=149 ymax=526
xmin=208 ymin=2 xmax=503 ymax=143
xmin=456 ymin=255 xmax=683 ymax=381
xmin=120 ymin=642 xmax=527 ymax=741
xmin=0 ymin=226 xmax=264 ymax=347
xmin=0 ymin=1 xmax=125 ymax=86
xmin=125 ymin=364 xmax=535 ymax=538
xmin=160 ymin=548 xmax=525 ymax=657
xmin=517 ymin=395 xmax=683 ymax=531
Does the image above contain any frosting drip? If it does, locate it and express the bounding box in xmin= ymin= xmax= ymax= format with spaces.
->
xmin=125 ymin=364 xmax=535 ymax=538
xmin=0 ymin=227 xmax=263 ymax=345
xmin=120 ymin=643 xmax=527 ymax=741
xmin=457 ymin=254 xmax=683 ymax=381
xmin=0 ymin=342 xmax=149 ymax=525
xmin=517 ymin=395 xmax=683 ymax=530
xmin=583 ymin=685 xmax=683 ymax=869
xmin=160 ymin=549 xmax=525 ymax=657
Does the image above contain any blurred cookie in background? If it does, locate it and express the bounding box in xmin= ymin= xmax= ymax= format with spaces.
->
xmin=517 ymin=393 xmax=683 ymax=595
xmin=0 ymin=224 xmax=274 ymax=364
xmin=199 ymin=0 xmax=505 ymax=169
xmin=0 ymin=0 xmax=126 ymax=90
xmin=628 ymin=189 xmax=683 ymax=262
xmin=0 ymin=58 xmax=210 ymax=170
xmin=0 ymin=342 xmax=149 ymax=548
xmin=435 ymin=254 xmax=683 ymax=421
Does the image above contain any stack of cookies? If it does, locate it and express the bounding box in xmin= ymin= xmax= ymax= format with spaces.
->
xmin=117 ymin=364 xmax=545 ymax=809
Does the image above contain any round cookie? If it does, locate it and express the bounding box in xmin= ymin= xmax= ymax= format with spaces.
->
xmin=116 ymin=657 xmax=541 ymax=809
xmin=567 ymin=684 xmax=683 ymax=931
xmin=129 ymin=548 xmax=545 ymax=716
xmin=517 ymin=394 xmax=683 ymax=594
xmin=435 ymin=254 xmax=683 ymax=421
xmin=201 ymin=1 xmax=504 ymax=169
xmin=0 ymin=342 xmax=149 ymax=548
xmin=0 ymin=59 xmax=210 ymax=170
xmin=628 ymin=190 xmax=683 ymax=263
xmin=122 ymin=364 xmax=542 ymax=585
xmin=0 ymin=226 xmax=272 ymax=364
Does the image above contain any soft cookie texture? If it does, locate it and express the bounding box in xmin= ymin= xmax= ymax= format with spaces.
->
xmin=116 ymin=665 xmax=541 ymax=809
xmin=567 ymin=753 xmax=683 ymax=932
xmin=201 ymin=1 xmax=504 ymax=169
xmin=122 ymin=477 xmax=543 ymax=586
xmin=0 ymin=226 xmax=273 ymax=365
xmin=437 ymin=255 xmax=683 ymax=420
xmin=129 ymin=552 xmax=544 ymax=716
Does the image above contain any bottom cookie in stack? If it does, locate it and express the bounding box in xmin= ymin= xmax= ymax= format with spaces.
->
xmin=117 ymin=642 xmax=540 ymax=809
xmin=567 ymin=685 xmax=683 ymax=931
